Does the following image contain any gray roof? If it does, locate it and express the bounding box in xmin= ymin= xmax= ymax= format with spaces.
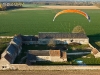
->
xmin=13 ymin=36 xmax=22 ymax=45
xmin=39 ymin=32 xmax=88 ymax=39
xmin=4 ymin=53 xmax=12 ymax=63
xmin=28 ymin=50 xmax=50 ymax=56
xmin=7 ymin=44 xmax=17 ymax=55
xmin=21 ymin=35 xmax=38 ymax=41
xmin=27 ymin=54 xmax=36 ymax=61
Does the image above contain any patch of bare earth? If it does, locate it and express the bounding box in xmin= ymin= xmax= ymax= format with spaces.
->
xmin=0 ymin=70 xmax=100 ymax=75
xmin=12 ymin=6 xmax=100 ymax=11
xmin=40 ymin=6 xmax=100 ymax=9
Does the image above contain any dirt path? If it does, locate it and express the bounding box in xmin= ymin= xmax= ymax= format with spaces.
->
xmin=0 ymin=70 xmax=100 ymax=75
xmin=40 ymin=6 xmax=100 ymax=9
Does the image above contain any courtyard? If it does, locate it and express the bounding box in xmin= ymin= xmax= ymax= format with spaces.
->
xmin=14 ymin=43 xmax=95 ymax=65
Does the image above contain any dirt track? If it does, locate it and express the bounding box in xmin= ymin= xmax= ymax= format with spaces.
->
xmin=0 ymin=70 xmax=100 ymax=75
xmin=12 ymin=6 xmax=100 ymax=11
xmin=40 ymin=6 xmax=100 ymax=9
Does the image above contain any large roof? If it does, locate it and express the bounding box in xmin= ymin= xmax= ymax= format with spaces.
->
xmin=49 ymin=50 xmax=61 ymax=56
xmin=6 ymin=44 xmax=17 ymax=56
xmin=12 ymin=35 xmax=22 ymax=45
xmin=28 ymin=50 xmax=50 ymax=56
xmin=39 ymin=32 xmax=88 ymax=39
xmin=21 ymin=35 xmax=38 ymax=41
xmin=4 ymin=53 xmax=12 ymax=63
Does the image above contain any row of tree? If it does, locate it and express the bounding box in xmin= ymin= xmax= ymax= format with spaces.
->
xmin=30 ymin=1 xmax=94 ymax=6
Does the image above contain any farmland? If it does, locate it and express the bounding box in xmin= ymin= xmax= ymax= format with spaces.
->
xmin=0 ymin=8 xmax=100 ymax=37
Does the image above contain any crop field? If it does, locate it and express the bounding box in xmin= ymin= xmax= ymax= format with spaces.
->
xmin=0 ymin=8 xmax=100 ymax=36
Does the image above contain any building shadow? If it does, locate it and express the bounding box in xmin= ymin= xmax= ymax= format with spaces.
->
xmin=88 ymin=33 xmax=100 ymax=50
xmin=88 ymin=33 xmax=100 ymax=42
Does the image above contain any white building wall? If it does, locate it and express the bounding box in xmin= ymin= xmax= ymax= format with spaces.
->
xmin=38 ymin=38 xmax=89 ymax=44
xmin=50 ymin=56 xmax=67 ymax=62
xmin=36 ymin=56 xmax=67 ymax=62
xmin=36 ymin=56 xmax=51 ymax=61
xmin=94 ymin=52 xmax=100 ymax=58
xmin=0 ymin=58 xmax=10 ymax=70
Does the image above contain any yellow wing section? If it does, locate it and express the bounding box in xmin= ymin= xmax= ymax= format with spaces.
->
xmin=53 ymin=9 xmax=90 ymax=22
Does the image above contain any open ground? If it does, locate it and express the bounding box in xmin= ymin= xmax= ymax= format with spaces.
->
xmin=0 ymin=70 xmax=100 ymax=75
xmin=41 ymin=6 xmax=100 ymax=9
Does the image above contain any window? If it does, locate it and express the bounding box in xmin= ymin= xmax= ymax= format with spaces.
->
xmin=2 ymin=66 xmax=7 ymax=69
xmin=70 ymin=39 xmax=73 ymax=42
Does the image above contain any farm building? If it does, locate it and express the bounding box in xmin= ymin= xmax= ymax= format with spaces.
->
xmin=26 ymin=50 xmax=67 ymax=65
xmin=0 ymin=32 xmax=89 ymax=69
xmin=0 ymin=35 xmax=22 ymax=70
xmin=38 ymin=32 xmax=89 ymax=44
xmin=21 ymin=32 xmax=89 ymax=45
xmin=21 ymin=35 xmax=38 ymax=45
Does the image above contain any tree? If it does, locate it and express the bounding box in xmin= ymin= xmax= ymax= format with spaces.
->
xmin=72 ymin=25 xmax=86 ymax=34
xmin=47 ymin=39 xmax=56 ymax=48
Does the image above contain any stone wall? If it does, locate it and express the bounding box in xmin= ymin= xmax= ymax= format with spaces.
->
xmin=8 ymin=64 xmax=100 ymax=70
xmin=88 ymin=43 xmax=95 ymax=49
xmin=0 ymin=36 xmax=13 ymax=38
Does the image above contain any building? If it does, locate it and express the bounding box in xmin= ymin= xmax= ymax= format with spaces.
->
xmin=21 ymin=35 xmax=38 ymax=45
xmin=0 ymin=34 xmax=22 ymax=70
xmin=27 ymin=50 xmax=67 ymax=65
xmin=38 ymin=32 xmax=89 ymax=44
xmin=0 ymin=32 xmax=89 ymax=69
xmin=10 ymin=35 xmax=22 ymax=54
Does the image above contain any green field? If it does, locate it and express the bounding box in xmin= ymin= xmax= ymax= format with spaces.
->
xmin=0 ymin=9 xmax=100 ymax=36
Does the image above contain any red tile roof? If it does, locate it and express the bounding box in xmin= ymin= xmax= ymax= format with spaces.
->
xmin=92 ymin=48 xmax=99 ymax=54
xmin=49 ymin=50 xmax=60 ymax=56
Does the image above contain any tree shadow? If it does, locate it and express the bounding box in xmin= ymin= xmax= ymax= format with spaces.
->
xmin=6 ymin=6 xmax=35 ymax=11
xmin=0 ymin=32 xmax=9 ymax=35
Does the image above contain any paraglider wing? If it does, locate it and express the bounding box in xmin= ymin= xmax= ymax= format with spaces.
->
xmin=53 ymin=9 xmax=90 ymax=22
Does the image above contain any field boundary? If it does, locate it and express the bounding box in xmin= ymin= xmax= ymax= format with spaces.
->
xmin=40 ymin=6 xmax=100 ymax=9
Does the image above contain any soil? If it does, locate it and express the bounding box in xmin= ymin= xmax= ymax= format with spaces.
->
xmin=0 ymin=70 xmax=100 ymax=75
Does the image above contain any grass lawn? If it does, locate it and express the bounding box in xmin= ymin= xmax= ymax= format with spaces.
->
xmin=0 ymin=38 xmax=11 ymax=56
xmin=68 ymin=54 xmax=100 ymax=65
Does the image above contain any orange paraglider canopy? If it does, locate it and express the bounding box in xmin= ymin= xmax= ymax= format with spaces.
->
xmin=53 ymin=9 xmax=90 ymax=22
